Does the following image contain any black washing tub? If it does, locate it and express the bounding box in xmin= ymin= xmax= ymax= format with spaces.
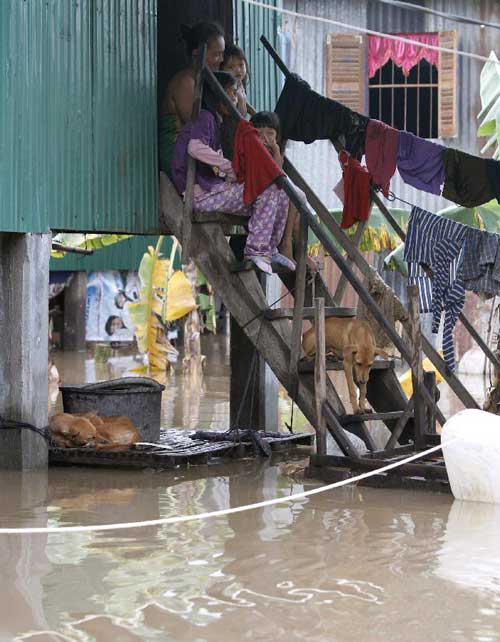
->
xmin=59 ymin=377 xmax=165 ymax=443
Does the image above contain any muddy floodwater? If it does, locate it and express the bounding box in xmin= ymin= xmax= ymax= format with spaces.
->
xmin=2 ymin=338 xmax=498 ymax=641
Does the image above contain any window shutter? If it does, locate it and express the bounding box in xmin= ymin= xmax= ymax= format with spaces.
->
xmin=325 ymin=33 xmax=366 ymax=114
xmin=438 ymin=30 xmax=457 ymax=138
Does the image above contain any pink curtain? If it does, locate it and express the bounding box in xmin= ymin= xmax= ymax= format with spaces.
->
xmin=368 ymin=33 xmax=439 ymax=77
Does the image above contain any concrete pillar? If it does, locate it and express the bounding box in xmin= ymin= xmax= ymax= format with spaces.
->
xmin=0 ymin=233 xmax=51 ymax=469
xmin=63 ymin=271 xmax=87 ymax=350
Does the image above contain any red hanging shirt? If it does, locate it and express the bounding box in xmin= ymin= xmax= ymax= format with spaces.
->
xmin=232 ymin=120 xmax=285 ymax=205
xmin=339 ymin=150 xmax=371 ymax=230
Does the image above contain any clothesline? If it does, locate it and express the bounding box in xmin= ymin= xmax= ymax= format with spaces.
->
xmin=373 ymin=0 xmax=500 ymax=32
xmin=242 ymin=0 xmax=500 ymax=67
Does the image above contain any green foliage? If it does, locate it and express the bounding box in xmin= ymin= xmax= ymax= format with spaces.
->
xmin=477 ymin=51 xmax=500 ymax=159
xmin=51 ymin=233 xmax=131 ymax=258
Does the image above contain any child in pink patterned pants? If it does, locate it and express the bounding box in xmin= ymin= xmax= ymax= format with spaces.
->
xmin=171 ymin=71 xmax=294 ymax=274
xmin=193 ymin=181 xmax=290 ymax=268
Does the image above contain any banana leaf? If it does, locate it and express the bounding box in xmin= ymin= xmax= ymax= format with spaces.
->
xmin=51 ymin=232 xmax=131 ymax=258
xmin=128 ymin=237 xmax=178 ymax=373
xmin=165 ymin=270 xmax=197 ymax=321
xmin=477 ymin=51 xmax=500 ymax=159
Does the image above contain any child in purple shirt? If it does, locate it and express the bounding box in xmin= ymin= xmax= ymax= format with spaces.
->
xmin=171 ymin=71 xmax=293 ymax=274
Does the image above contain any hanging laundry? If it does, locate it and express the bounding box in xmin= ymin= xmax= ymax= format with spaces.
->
xmin=404 ymin=207 xmax=467 ymax=371
xmin=365 ymin=119 xmax=399 ymax=197
xmin=232 ymin=119 xmax=285 ymax=205
xmin=462 ymin=228 xmax=500 ymax=297
xmin=396 ymin=131 xmax=445 ymax=196
xmin=485 ymin=158 xmax=500 ymax=205
xmin=442 ymin=149 xmax=497 ymax=207
xmin=275 ymin=73 xmax=369 ymax=158
xmin=338 ymin=151 xmax=371 ymax=229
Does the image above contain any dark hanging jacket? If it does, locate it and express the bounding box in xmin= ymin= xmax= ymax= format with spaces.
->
xmin=275 ymin=73 xmax=369 ymax=158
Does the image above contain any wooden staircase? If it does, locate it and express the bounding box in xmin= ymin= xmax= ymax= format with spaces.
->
xmin=158 ymin=41 xmax=494 ymax=484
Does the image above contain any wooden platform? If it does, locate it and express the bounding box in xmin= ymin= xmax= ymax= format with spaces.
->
xmin=49 ymin=429 xmax=314 ymax=470
xmin=306 ymin=442 xmax=451 ymax=494
xmin=298 ymin=357 xmax=394 ymax=373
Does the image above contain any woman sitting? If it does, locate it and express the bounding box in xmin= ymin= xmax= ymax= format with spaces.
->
xmin=171 ymin=72 xmax=294 ymax=274
xmin=159 ymin=22 xmax=226 ymax=175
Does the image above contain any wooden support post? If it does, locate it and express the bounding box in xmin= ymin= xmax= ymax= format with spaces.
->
xmin=384 ymin=397 xmax=415 ymax=451
xmin=288 ymin=210 xmax=308 ymax=399
xmin=181 ymin=45 xmax=206 ymax=264
xmin=424 ymin=371 xmax=438 ymax=433
xmin=408 ymin=285 xmax=425 ymax=448
xmin=63 ymin=271 xmax=87 ymax=351
xmin=314 ymin=297 xmax=327 ymax=455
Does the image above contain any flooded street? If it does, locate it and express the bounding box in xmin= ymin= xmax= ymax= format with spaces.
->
xmin=2 ymin=465 xmax=500 ymax=641
xmin=0 ymin=339 xmax=495 ymax=640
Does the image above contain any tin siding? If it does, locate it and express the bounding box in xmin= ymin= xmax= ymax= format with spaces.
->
xmin=234 ymin=0 xmax=283 ymax=112
xmin=281 ymin=0 xmax=500 ymax=214
xmin=0 ymin=0 xmax=158 ymax=234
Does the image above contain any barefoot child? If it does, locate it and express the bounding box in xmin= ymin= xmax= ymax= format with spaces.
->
xmin=171 ymin=72 xmax=293 ymax=274
xmin=221 ymin=44 xmax=251 ymax=116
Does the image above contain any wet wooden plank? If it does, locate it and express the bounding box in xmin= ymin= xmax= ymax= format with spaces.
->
xmin=299 ymin=358 xmax=394 ymax=373
xmin=49 ymin=430 xmax=314 ymax=470
xmin=264 ymin=307 xmax=356 ymax=320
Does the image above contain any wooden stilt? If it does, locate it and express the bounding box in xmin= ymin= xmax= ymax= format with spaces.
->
xmin=288 ymin=211 xmax=308 ymax=398
xmin=408 ymin=285 xmax=425 ymax=448
xmin=314 ymin=297 xmax=327 ymax=455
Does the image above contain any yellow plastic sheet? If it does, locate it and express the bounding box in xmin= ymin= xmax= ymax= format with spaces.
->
xmin=398 ymin=357 xmax=444 ymax=397
xmin=165 ymin=270 xmax=197 ymax=321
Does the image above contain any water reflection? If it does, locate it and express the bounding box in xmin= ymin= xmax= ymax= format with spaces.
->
xmin=436 ymin=500 xmax=500 ymax=596
xmin=2 ymin=463 xmax=500 ymax=641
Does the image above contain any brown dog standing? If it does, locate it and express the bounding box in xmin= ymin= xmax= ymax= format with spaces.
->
xmin=302 ymin=318 xmax=389 ymax=414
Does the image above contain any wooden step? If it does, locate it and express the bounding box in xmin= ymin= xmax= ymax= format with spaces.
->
xmin=264 ymin=307 xmax=356 ymax=320
xmin=230 ymin=259 xmax=294 ymax=275
xmin=192 ymin=211 xmax=249 ymax=226
xmin=298 ymin=357 xmax=394 ymax=373
xmin=339 ymin=410 xmax=410 ymax=425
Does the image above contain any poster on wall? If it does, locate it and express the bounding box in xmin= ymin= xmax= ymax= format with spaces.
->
xmin=85 ymin=271 xmax=141 ymax=342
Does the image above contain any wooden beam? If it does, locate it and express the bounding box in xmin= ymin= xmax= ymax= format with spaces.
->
xmin=181 ymin=45 xmax=206 ymax=264
xmin=384 ymin=397 xmax=415 ymax=451
xmin=424 ymin=371 xmax=438 ymax=433
xmin=299 ymin=358 xmax=393 ymax=373
xmin=340 ymin=410 xmax=409 ymax=425
xmin=314 ymin=298 xmax=328 ymax=455
xmin=322 ymin=401 xmax=361 ymax=459
xmin=408 ymin=285 xmax=425 ymax=447
xmin=264 ymin=306 xmax=356 ymax=320
xmin=288 ymin=210 xmax=308 ymax=398
xmin=310 ymin=454 xmax=448 ymax=481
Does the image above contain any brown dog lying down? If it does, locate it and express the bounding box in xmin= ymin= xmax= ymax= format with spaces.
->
xmin=49 ymin=412 xmax=140 ymax=450
xmin=302 ymin=317 xmax=389 ymax=414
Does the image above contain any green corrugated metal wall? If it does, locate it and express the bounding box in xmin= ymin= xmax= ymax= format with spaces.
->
xmin=0 ymin=0 xmax=158 ymax=234
xmin=50 ymin=236 xmax=180 ymax=272
xmin=233 ymin=0 xmax=283 ymax=112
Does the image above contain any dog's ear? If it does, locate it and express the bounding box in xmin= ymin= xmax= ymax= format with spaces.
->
xmin=344 ymin=344 xmax=358 ymax=356
xmin=374 ymin=347 xmax=390 ymax=359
